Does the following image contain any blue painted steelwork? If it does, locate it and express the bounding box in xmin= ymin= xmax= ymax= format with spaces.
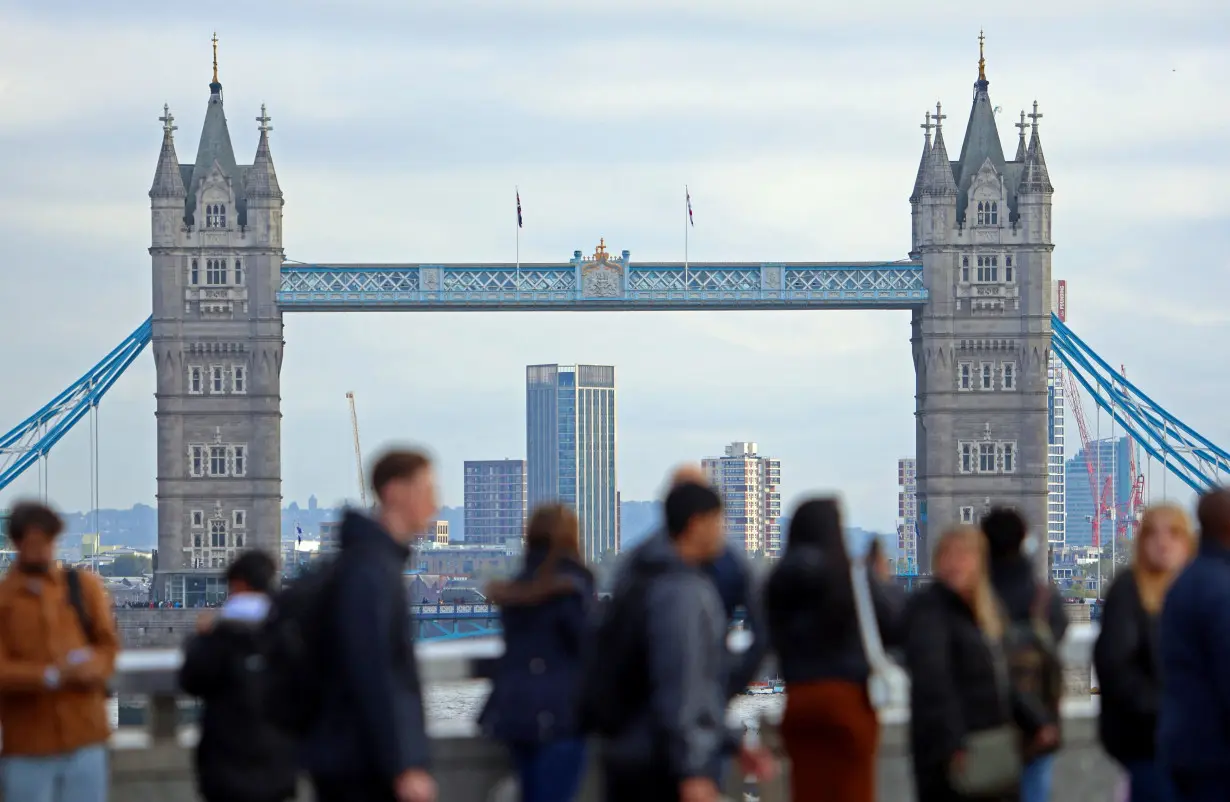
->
xmin=1052 ymin=314 xmax=1230 ymax=494
xmin=0 ymin=317 xmax=152 ymax=494
xmin=410 ymin=603 xmax=499 ymax=620
xmin=277 ymin=252 xmax=927 ymax=311
xmin=419 ymin=626 xmax=501 ymax=642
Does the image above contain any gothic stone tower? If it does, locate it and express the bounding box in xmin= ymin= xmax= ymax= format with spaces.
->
xmin=910 ymin=40 xmax=1055 ymax=573
xmin=148 ymin=48 xmax=285 ymax=601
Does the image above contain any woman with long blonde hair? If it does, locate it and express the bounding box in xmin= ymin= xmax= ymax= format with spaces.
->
xmin=906 ymin=525 xmax=1020 ymax=801
xmin=1094 ymin=503 xmax=1195 ymax=802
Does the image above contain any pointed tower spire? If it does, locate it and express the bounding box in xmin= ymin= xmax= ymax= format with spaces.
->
xmin=910 ymin=110 xmax=934 ymax=202
xmin=1014 ymin=110 xmax=1029 ymax=161
xmin=1019 ymin=101 xmax=1054 ymax=194
xmin=925 ymin=102 xmax=958 ymax=196
xmin=210 ymin=32 xmax=221 ymax=95
xmin=247 ymin=104 xmax=282 ymax=199
xmin=955 ymin=30 xmax=1006 ymax=198
xmin=150 ymin=104 xmax=186 ymax=198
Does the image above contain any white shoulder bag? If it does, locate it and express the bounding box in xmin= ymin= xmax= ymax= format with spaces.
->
xmin=850 ymin=559 xmax=910 ymax=712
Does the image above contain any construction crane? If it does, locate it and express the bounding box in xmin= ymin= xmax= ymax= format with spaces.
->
xmin=1064 ymin=364 xmax=1146 ymax=553
xmin=346 ymin=392 xmax=368 ymax=508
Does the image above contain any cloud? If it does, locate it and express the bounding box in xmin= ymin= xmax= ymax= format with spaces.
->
xmin=3 ymin=2 xmax=1230 ymax=535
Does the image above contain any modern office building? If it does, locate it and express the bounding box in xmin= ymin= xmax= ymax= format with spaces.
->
xmin=1047 ymin=280 xmax=1067 ymax=549
xmin=526 ymin=364 xmax=618 ymax=563
xmin=897 ymin=458 xmax=919 ymax=573
xmin=463 ymin=459 xmax=528 ymax=548
xmin=702 ymin=442 xmax=782 ymax=556
xmin=1064 ymin=436 xmax=1134 ymax=549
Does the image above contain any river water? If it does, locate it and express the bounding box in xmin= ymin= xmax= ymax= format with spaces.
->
xmin=112 ymin=681 xmax=783 ymax=729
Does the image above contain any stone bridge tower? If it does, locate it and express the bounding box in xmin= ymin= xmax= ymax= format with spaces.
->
xmin=148 ymin=41 xmax=285 ymax=602
xmin=910 ymin=38 xmax=1054 ymax=572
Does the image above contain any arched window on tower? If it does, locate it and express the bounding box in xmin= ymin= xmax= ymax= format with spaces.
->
xmin=976 ymin=201 xmax=985 ymax=225
xmin=205 ymin=203 xmax=227 ymax=229
xmin=990 ymin=201 xmax=999 ymax=225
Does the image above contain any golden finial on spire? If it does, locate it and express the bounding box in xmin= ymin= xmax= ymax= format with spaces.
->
xmin=594 ymin=238 xmax=607 ymax=259
xmin=978 ymin=29 xmax=986 ymax=81
xmin=211 ymin=32 xmax=219 ymax=84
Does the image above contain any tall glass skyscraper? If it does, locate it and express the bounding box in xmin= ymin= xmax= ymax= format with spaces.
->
xmin=1064 ymin=436 xmax=1134 ymax=549
xmin=526 ymin=364 xmax=618 ymax=563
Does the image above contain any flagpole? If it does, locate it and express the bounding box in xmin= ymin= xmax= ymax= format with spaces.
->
xmin=515 ymin=187 xmax=521 ymax=294
xmin=684 ymin=185 xmax=689 ymax=292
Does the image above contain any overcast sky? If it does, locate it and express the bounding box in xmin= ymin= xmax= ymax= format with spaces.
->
xmin=1 ymin=1 xmax=1227 ymax=532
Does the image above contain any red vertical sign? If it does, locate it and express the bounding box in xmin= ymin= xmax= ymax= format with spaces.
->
xmin=1057 ymin=280 xmax=1067 ymax=323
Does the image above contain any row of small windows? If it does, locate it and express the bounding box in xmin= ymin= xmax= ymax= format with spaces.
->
xmin=975 ymin=200 xmax=999 ymax=226
xmin=960 ymin=255 xmax=1015 ymax=284
xmin=958 ymin=361 xmax=1016 ymax=391
xmin=189 ymin=259 xmax=244 ymax=287
xmin=188 ymin=365 xmax=246 ymax=394
xmin=188 ymin=444 xmax=248 ymax=478
xmin=958 ymin=441 xmax=1017 ymax=475
xmin=205 ymin=204 xmax=227 ymax=229
xmin=190 ymin=509 xmax=247 ymax=529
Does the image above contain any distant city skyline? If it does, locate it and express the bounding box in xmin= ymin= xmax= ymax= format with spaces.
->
xmin=2 ymin=8 xmax=1222 ymax=535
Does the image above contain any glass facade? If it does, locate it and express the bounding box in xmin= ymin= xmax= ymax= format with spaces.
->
xmin=463 ymin=459 xmax=528 ymax=547
xmin=526 ymin=365 xmax=618 ymax=563
xmin=1064 ymin=436 xmax=1133 ymax=549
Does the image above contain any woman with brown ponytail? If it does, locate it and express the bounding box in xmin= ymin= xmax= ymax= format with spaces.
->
xmin=479 ymin=504 xmax=595 ymax=802
xmin=1094 ymin=503 xmax=1195 ymax=802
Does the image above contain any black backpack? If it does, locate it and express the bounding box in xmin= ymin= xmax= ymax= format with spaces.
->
xmin=259 ymin=558 xmax=340 ymax=736
xmin=578 ymin=566 xmax=664 ymax=737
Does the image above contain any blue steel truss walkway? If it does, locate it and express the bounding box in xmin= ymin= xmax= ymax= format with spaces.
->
xmin=278 ymin=249 xmax=928 ymax=312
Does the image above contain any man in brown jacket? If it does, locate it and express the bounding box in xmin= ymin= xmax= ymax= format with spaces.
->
xmin=0 ymin=501 xmax=119 ymax=802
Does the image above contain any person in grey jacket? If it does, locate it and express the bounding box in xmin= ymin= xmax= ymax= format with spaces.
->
xmin=600 ymin=482 xmax=773 ymax=802
xmin=622 ymin=464 xmax=769 ymax=699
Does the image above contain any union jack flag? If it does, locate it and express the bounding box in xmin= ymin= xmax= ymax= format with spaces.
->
xmin=686 ymin=186 xmax=694 ymax=226
xmin=516 ymin=189 xmax=523 ymax=229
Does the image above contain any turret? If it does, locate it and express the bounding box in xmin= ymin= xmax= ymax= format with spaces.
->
xmin=246 ymin=104 xmax=283 ymax=247
xmin=1016 ymin=101 xmax=1054 ymax=244
xmin=909 ymin=111 xmax=933 ymax=255
xmin=150 ymin=105 xmax=186 ymax=248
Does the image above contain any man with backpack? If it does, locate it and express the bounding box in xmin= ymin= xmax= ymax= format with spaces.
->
xmin=0 ymin=501 xmax=119 ymax=802
xmin=180 ymin=550 xmax=297 ymax=802
xmin=590 ymin=482 xmax=773 ymax=802
xmin=299 ymin=449 xmax=438 ymax=802
xmin=982 ymin=507 xmax=1067 ymax=802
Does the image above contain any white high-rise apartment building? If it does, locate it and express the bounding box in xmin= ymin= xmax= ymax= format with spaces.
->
xmin=703 ymin=442 xmax=782 ymax=556
xmin=1048 ymin=280 xmax=1067 ymax=549
xmin=897 ymin=458 xmax=919 ymax=573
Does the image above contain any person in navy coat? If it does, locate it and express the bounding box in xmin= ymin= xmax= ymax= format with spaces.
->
xmin=480 ymin=504 xmax=595 ymax=802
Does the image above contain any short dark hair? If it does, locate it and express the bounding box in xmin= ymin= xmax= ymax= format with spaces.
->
xmin=226 ymin=550 xmax=277 ymax=594
xmin=665 ymin=483 xmax=722 ymax=539
xmin=371 ymin=450 xmax=432 ymax=501
xmin=5 ymin=501 xmax=63 ymax=544
xmin=981 ymin=506 xmax=1028 ymax=558
xmin=1197 ymin=488 xmax=1230 ymax=542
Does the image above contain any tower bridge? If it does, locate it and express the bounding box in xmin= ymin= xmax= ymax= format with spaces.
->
xmin=4 ymin=39 xmax=1229 ymax=604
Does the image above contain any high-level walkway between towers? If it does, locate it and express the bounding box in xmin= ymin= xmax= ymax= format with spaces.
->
xmin=97 ymin=628 xmax=1116 ymax=802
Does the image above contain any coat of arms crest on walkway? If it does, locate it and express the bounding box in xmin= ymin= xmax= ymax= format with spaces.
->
xmin=581 ymin=239 xmax=623 ymax=298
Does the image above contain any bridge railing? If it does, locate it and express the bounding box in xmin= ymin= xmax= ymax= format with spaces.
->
xmin=104 ymin=624 xmax=1114 ymax=802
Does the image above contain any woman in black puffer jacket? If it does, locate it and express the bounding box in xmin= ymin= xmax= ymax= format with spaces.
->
xmin=906 ymin=524 xmax=1022 ymax=802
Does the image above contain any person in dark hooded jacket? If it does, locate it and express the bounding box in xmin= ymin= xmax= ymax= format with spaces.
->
xmin=301 ymin=450 xmax=438 ymax=802
xmin=180 ymin=550 xmax=297 ymax=802
xmin=765 ymin=498 xmax=900 ymax=802
xmin=981 ymin=508 xmax=1066 ymax=802
xmin=479 ymin=503 xmax=595 ymax=802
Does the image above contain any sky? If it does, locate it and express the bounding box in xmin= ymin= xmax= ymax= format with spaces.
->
xmin=1 ymin=0 xmax=1228 ymax=532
